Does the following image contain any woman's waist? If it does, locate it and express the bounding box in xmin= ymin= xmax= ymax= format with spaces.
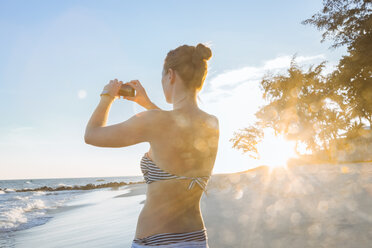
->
xmin=141 ymin=200 xmax=202 ymax=218
xmin=142 ymin=197 xmax=202 ymax=217
xmin=137 ymin=202 xmax=204 ymax=231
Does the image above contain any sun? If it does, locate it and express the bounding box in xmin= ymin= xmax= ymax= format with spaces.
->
xmin=256 ymin=128 xmax=297 ymax=171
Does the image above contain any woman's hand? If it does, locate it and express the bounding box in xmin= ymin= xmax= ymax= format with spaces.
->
xmin=102 ymin=78 xmax=123 ymax=100
xmin=122 ymin=80 xmax=154 ymax=109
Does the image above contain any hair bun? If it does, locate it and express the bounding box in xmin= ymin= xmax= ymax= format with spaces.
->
xmin=192 ymin=43 xmax=212 ymax=64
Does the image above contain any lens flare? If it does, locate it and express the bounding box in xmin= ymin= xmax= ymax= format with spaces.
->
xmin=256 ymin=129 xmax=297 ymax=171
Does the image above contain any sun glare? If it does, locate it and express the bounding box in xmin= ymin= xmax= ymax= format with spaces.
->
xmin=256 ymin=129 xmax=297 ymax=171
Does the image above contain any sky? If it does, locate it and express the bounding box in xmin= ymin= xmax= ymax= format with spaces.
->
xmin=0 ymin=0 xmax=347 ymax=180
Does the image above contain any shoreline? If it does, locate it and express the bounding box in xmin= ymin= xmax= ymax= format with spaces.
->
xmin=12 ymin=184 xmax=146 ymax=248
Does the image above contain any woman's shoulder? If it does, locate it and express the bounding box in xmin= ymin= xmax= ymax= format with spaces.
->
xmin=200 ymin=111 xmax=219 ymax=131
xmin=135 ymin=109 xmax=168 ymax=128
xmin=150 ymin=109 xmax=219 ymax=134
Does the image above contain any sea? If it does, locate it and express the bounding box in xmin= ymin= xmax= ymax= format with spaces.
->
xmin=0 ymin=176 xmax=143 ymax=246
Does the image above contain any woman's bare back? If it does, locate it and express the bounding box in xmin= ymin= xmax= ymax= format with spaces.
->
xmin=135 ymin=108 xmax=219 ymax=238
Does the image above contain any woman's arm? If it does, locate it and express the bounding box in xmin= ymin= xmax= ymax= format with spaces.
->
xmin=84 ymin=93 xmax=161 ymax=147
xmin=84 ymin=79 xmax=162 ymax=147
xmin=85 ymin=79 xmax=121 ymax=141
xmin=84 ymin=95 xmax=115 ymax=141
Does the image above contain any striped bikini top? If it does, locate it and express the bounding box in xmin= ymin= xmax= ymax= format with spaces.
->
xmin=140 ymin=152 xmax=211 ymax=196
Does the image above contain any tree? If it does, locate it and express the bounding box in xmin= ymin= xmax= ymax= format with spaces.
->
xmin=257 ymin=56 xmax=347 ymax=160
xmin=230 ymin=0 xmax=372 ymax=163
xmin=230 ymin=124 xmax=264 ymax=159
xmin=301 ymin=0 xmax=372 ymax=49
xmin=302 ymin=0 xmax=372 ymax=127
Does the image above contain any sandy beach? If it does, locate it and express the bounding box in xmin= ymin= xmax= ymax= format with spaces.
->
xmin=11 ymin=162 xmax=372 ymax=248
xmin=203 ymin=163 xmax=372 ymax=247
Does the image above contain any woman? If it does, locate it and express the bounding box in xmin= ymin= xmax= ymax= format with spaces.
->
xmin=84 ymin=43 xmax=219 ymax=248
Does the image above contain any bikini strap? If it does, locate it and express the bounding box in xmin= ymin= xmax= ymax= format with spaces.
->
xmin=177 ymin=176 xmax=211 ymax=197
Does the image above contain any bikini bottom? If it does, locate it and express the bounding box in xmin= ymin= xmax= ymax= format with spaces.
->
xmin=131 ymin=228 xmax=209 ymax=248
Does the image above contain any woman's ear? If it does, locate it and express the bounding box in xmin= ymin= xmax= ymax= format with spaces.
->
xmin=168 ymin=68 xmax=176 ymax=85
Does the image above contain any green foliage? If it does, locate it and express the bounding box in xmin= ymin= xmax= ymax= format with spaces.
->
xmin=231 ymin=0 xmax=372 ymax=162
xmin=229 ymin=124 xmax=264 ymax=159
xmin=331 ymin=31 xmax=372 ymax=125
xmin=301 ymin=0 xmax=372 ymax=49
xmin=257 ymin=55 xmax=348 ymax=156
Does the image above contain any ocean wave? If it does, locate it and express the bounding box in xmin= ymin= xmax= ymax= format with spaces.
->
xmin=57 ymin=183 xmax=70 ymax=187
xmin=0 ymin=198 xmax=49 ymax=232
xmin=12 ymin=195 xmax=30 ymax=201
xmin=4 ymin=188 xmax=15 ymax=193
xmin=23 ymin=199 xmax=47 ymax=212
xmin=33 ymin=191 xmax=46 ymax=196
xmin=0 ymin=176 xmax=144 ymax=235
xmin=1 ymin=180 xmax=145 ymax=193
xmin=0 ymin=207 xmax=28 ymax=229
xmin=0 ymin=192 xmax=73 ymax=233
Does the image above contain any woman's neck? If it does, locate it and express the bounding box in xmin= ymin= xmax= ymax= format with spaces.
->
xmin=172 ymin=92 xmax=198 ymax=111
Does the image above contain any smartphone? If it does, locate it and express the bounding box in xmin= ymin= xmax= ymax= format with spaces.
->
xmin=119 ymin=84 xmax=135 ymax=97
